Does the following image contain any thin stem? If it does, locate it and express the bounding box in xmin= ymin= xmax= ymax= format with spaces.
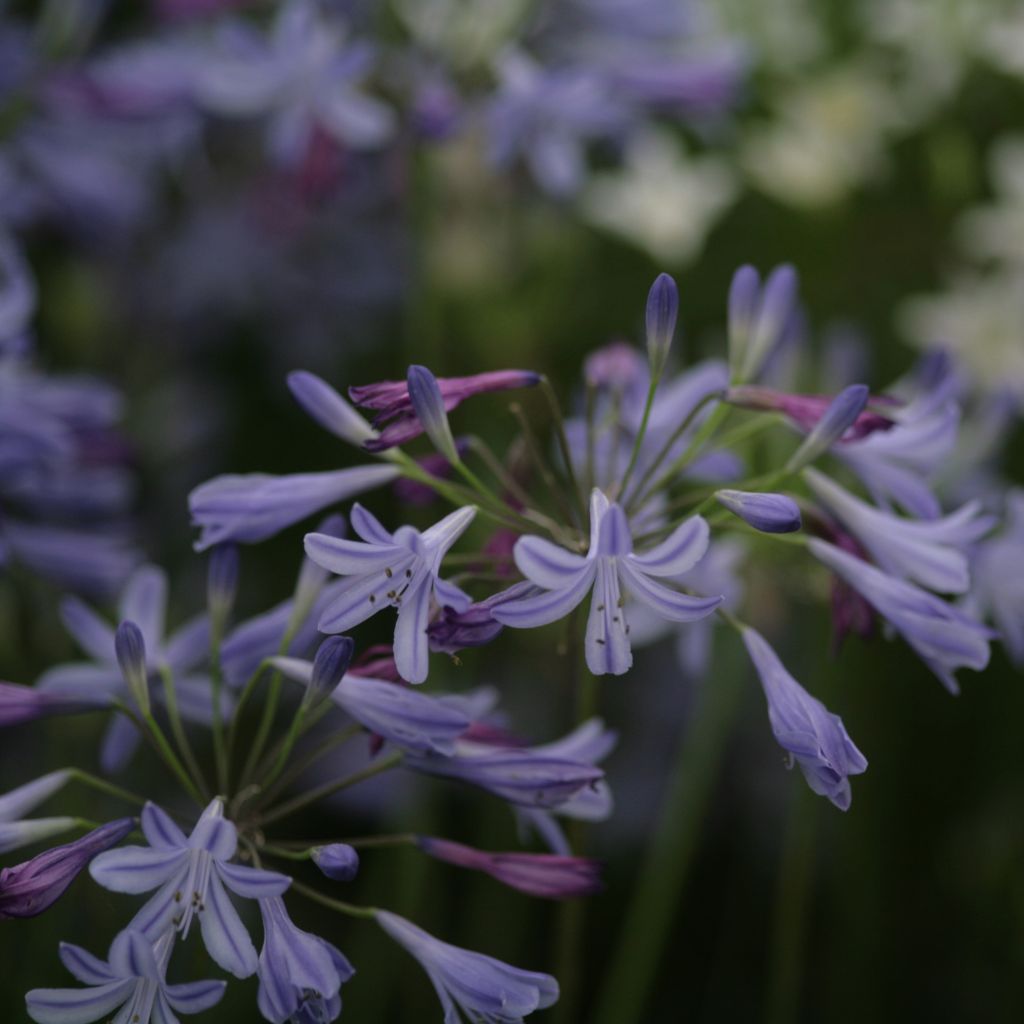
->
xmin=158 ymin=666 xmax=209 ymax=801
xmin=540 ymin=376 xmax=587 ymax=527
xmin=584 ymin=382 xmax=597 ymax=495
xmin=270 ymin=833 xmax=417 ymax=851
xmin=593 ymin=643 xmax=745 ymax=1024
xmin=68 ymin=769 xmax=147 ymax=808
xmin=290 ymin=879 xmax=378 ymax=920
xmin=208 ymin=627 xmax=229 ymax=794
xmin=624 ymin=390 xmax=723 ymax=512
xmin=143 ymin=712 xmax=205 ymax=806
xmin=258 ymin=752 xmax=404 ymax=827
xmin=616 ymin=372 xmax=660 ymax=500
xmin=260 ymin=723 xmax=363 ymax=806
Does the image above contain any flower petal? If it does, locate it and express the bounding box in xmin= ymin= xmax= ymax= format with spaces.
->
xmin=303 ymin=532 xmax=406 ymax=576
xmin=618 ymin=562 xmax=722 ymax=622
xmin=140 ymin=803 xmax=187 ymax=851
xmin=513 ymin=536 xmax=589 ymax=590
xmin=216 ymin=861 xmax=291 ymax=899
xmin=163 ymin=980 xmax=228 ymax=1015
xmin=199 ymin=874 xmax=258 ymax=978
xmin=25 ymin=980 xmax=134 ymax=1024
xmin=89 ymin=847 xmax=186 ymax=894
xmin=393 ymin=571 xmax=433 ymax=684
xmin=349 ymin=502 xmax=394 ymax=545
xmin=491 ymin=564 xmax=596 ymax=629
xmin=421 ymin=505 xmax=476 ymax=556
xmin=58 ymin=944 xmax=116 ymax=986
xmin=627 ymin=516 xmax=709 ymax=577
xmin=58 ymin=598 xmax=115 ymax=664
xmin=585 ymin=561 xmax=632 ymax=675
xmin=118 ymin=566 xmax=168 ymax=651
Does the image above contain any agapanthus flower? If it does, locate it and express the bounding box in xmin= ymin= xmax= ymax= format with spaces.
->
xmin=0 ymin=680 xmax=107 ymax=728
xmin=37 ymin=564 xmax=220 ymax=772
xmin=407 ymin=720 xmax=607 ymax=809
xmin=377 ymin=910 xmax=559 ymax=1023
xmin=0 ymin=771 xmax=75 ymax=854
xmin=727 ymin=263 xmax=800 ymax=384
xmin=809 ymin=538 xmax=993 ymax=693
xmin=715 ymin=489 xmax=801 ymax=533
xmin=805 ymin=468 xmax=993 ymax=593
xmin=90 ymin=799 xmax=291 ymax=978
xmin=350 ymin=368 xmax=540 ymax=452
xmin=0 ymin=818 xmax=134 ymax=919
xmin=304 ymin=503 xmax=477 ymax=683
xmin=256 ymin=896 xmax=354 ymax=1024
xmin=417 ymin=837 xmax=602 ymax=900
xmin=189 ymin=465 xmax=398 ymax=550
xmin=493 ymin=489 xmax=721 ymax=675
xmin=742 ymin=627 xmax=867 ymax=810
xmin=272 ymin=655 xmax=470 ymax=754
xmin=426 ymin=581 xmax=540 ymax=655
xmin=312 ymin=844 xmax=360 ymax=882
xmin=25 ymin=929 xmax=226 ymax=1024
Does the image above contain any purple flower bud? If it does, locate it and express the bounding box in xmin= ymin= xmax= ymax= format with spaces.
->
xmin=715 ymin=490 xmax=802 ymax=534
xmin=351 ymin=370 xmax=540 ymax=452
xmin=0 ymin=682 xmax=106 ymax=727
xmin=0 ymin=818 xmax=134 ymax=919
xmin=645 ymin=272 xmax=679 ymax=374
xmin=114 ymin=621 xmax=149 ymax=715
xmin=583 ymin=341 xmax=647 ymax=394
xmin=207 ymin=544 xmax=239 ymax=630
xmin=287 ymin=370 xmax=376 ymax=448
xmin=728 ymin=264 xmax=800 ymax=383
xmin=312 ymin=844 xmax=360 ymax=882
xmin=785 ymin=385 xmax=870 ymax=470
xmin=392 ymin=441 xmax=471 ymax=506
xmin=306 ymin=636 xmax=355 ymax=709
xmin=727 ymin=265 xmax=760 ymax=372
xmin=417 ymin=836 xmax=602 ymax=899
xmin=427 ymin=582 xmax=539 ymax=655
xmin=407 ymin=365 xmax=460 ymax=462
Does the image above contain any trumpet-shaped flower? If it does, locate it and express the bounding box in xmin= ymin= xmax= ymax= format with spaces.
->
xmin=493 ymin=490 xmax=721 ymax=675
xmin=742 ymin=627 xmax=867 ymax=810
xmin=304 ymin=503 xmax=477 ymax=683
xmin=805 ymin=468 xmax=994 ymax=594
xmin=26 ymin=929 xmax=225 ymax=1024
xmin=90 ymin=799 xmax=291 ymax=979
xmin=0 ymin=771 xmax=76 ymax=855
xmin=256 ymin=896 xmax=354 ymax=1024
xmin=377 ymin=910 xmax=558 ymax=1023
xmin=809 ymin=539 xmax=993 ymax=693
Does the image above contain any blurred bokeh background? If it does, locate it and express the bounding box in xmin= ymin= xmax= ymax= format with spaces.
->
xmin=2 ymin=0 xmax=1023 ymax=1021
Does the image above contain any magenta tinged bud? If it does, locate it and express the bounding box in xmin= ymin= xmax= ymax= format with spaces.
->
xmin=715 ymin=490 xmax=802 ymax=534
xmin=417 ymin=836 xmax=602 ymax=899
xmin=0 ymin=818 xmax=134 ymax=919
xmin=312 ymin=843 xmax=360 ymax=881
xmin=785 ymin=384 xmax=870 ymax=470
xmin=114 ymin=621 xmax=149 ymax=715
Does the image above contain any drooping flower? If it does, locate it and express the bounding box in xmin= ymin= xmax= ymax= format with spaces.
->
xmin=350 ymin=368 xmax=540 ymax=452
xmin=256 ymin=896 xmax=355 ymax=1024
xmin=304 ymin=503 xmax=477 ymax=683
xmin=417 ymin=837 xmax=602 ymax=900
xmin=0 ymin=681 xmax=107 ymax=728
xmin=90 ymin=799 xmax=291 ymax=978
xmin=804 ymin=468 xmax=994 ymax=594
xmin=741 ymin=627 xmax=867 ymax=810
xmin=377 ymin=910 xmax=559 ymax=1022
xmin=0 ymin=818 xmax=134 ymax=919
xmin=271 ymin=655 xmax=470 ymax=754
xmin=809 ymin=538 xmax=993 ymax=693
xmin=37 ymin=564 xmax=221 ymax=772
xmin=407 ymin=364 xmax=460 ymax=462
xmin=287 ymin=370 xmax=376 ymax=448
xmin=188 ymin=465 xmax=399 ymax=550
xmin=493 ymin=489 xmax=721 ymax=675
xmin=25 ymin=929 xmax=226 ymax=1024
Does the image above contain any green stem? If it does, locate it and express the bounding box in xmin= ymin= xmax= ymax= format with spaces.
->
xmin=209 ymin=628 xmax=229 ymax=794
xmin=540 ymin=376 xmax=587 ymax=527
xmin=616 ymin=372 xmax=660 ymax=500
xmin=68 ymin=770 xmax=148 ymax=808
xmin=258 ymin=752 xmax=404 ymax=827
xmin=593 ymin=646 xmax=745 ymax=1024
xmin=158 ymin=666 xmax=209 ymax=801
xmin=260 ymin=723 xmax=363 ymax=806
xmin=290 ymin=879 xmax=378 ymax=919
xmin=143 ymin=712 xmax=205 ymax=806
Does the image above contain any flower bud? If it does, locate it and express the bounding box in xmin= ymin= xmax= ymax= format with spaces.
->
xmin=207 ymin=544 xmax=239 ymax=633
xmin=785 ymin=384 xmax=869 ymax=471
xmin=407 ymin=364 xmax=459 ymax=463
xmin=645 ymin=273 xmax=678 ymax=376
xmin=312 ymin=843 xmax=360 ymax=881
xmin=715 ymin=490 xmax=802 ymax=534
xmin=114 ymin=621 xmax=150 ymax=716
xmin=305 ymin=636 xmax=355 ymax=710
xmin=287 ymin=370 xmax=376 ymax=448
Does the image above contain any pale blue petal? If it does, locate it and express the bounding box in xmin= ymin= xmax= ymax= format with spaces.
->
xmin=216 ymin=861 xmax=291 ymax=899
xmin=433 ymin=575 xmax=471 ymax=611
xmin=25 ymin=980 xmax=133 ymax=1024
xmin=100 ymin=716 xmax=142 ymax=774
xmin=58 ymin=944 xmax=116 ymax=986
xmin=421 ymin=505 xmax=476 ymax=556
xmin=349 ymin=502 xmax=393 ymax=545
xmin=628 ymin=516 xmax=710 ymax=577
xmin=513 ymin=536 xmax=589 ymax=589
xmin=89 ymin=847 xmax=186 ymax=894
xmin=199 ymin=874 xmax=258 ymax=978
xmin=491 ymin=564 xmax=595 ymax=629
xmin=0 ymin=769 xmax=71 ymax=823
xmin=618 ymin=562 xmax=722 ymax=622
xmin=393 ymin=571 xmax=433 ymax=684
xmin=189 ymin=816 xmax=237 ymax=859
xmin=141 ymin=803 xmax=187 ymax=850
xmin=59 ymin=598 xmax=115 ymax=663
xmin=303 ymin=533 xmax=405 ymax=576
xmin=584 ymin=561 xmax=632 ymax=676
xmin=163 ymin=980 xmax=227 ymax=1015
xmin=118 ymin=566 xmax=168 ymax=652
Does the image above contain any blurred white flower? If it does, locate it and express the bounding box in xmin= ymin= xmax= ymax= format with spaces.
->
xmin=958 ymin=135 xmax=1024 ymax=267
xmin=579 ymin=129 xmax=736 ymax=262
